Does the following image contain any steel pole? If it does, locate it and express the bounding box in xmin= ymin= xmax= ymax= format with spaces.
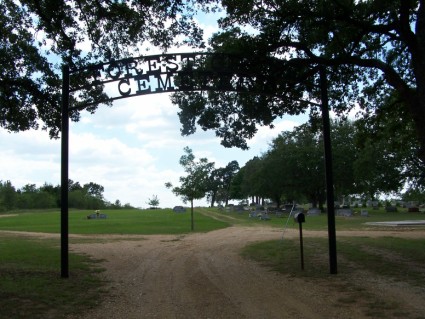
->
xmin=61 ymin=65 xmax=70 ymax=278
xmin=319 ymin=67 xmax=337 ymax=274
xmin=298 ymin=221 xmax=304 ymax=270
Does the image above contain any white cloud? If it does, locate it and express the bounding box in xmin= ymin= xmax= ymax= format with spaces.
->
xmin=1 ymin=111 xmax=307 ymax=208
xmin=0 ymin=129 xmax=61 ymax=187
xmin=250 ymin=119 xmax=301 ymax=144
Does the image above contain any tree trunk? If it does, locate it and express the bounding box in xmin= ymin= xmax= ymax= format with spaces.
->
xmin=411 ymin=0 xmax=425 ymax=163
xmin=190 ymin=199 xmax=194 ymax=231
xmin=210 ymin=191 xmax=216 ymax=208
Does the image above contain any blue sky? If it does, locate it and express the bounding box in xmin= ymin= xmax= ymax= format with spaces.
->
xmin=0 ymin=7 xmax=312 ymax=208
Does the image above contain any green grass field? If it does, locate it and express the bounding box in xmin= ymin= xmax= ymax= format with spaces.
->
xmin=0 ymin=234 xmax=106 ymax=319
xmin=0 ymin=208 xmax=230 ymax=234
xmin=1 ymin=206 xmax=423 ymax=234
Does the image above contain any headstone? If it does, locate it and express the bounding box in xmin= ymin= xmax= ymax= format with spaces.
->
xmin=307 ymin=208 xmax=321 ymax=216
xmin=284 ymin=204 xmax=295 ymax=211
xmin=259 ymin=212 xmax=271 ymax=220
xmin=360 ymin=209 xmax=369 ymax=217
xmin=173 ymin=206 xmax=186 ymax=213
xmin=249 ymin=211 xmax=258 ymax=218
xmin=275 ymin=210 xmax=284 ymax=217
xmin=368 ymin=200 xmax=379 ymax=209
xmin=87 ymin=212 xmax=107 ymax=219
xmin=336 ymin=208 xmax=353 ymax=217
xmin=233 ymin=205 xmax=245 ymax=212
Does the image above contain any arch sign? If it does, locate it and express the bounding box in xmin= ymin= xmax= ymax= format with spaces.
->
xmin=67 ymin=52 xmax=263 ymax=110
xmin=60 ymin=53 xmax=337 ymax=278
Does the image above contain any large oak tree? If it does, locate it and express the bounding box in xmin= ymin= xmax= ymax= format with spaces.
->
xmin=173 ymin=0 xmax=425 ymax=164
xmin=1 ymin=0 xmax=204 ymax=137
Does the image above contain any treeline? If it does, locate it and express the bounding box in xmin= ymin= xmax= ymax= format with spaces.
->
xmin=0 ymin=179 xmax=132 ymax=212
xmin=169 ymin=117 xmax=425 ymax=209
xmin=228 ymin=119 xmax=425 ymax=208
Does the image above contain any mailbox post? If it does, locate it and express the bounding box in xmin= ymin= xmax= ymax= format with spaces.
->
xmin=295 ymin=212 xmax=305 ymax=270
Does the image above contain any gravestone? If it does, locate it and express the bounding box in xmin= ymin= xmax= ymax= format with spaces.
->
xmin=87 ymin=212 xmax=107 ymax=219
xmin=173 ymin=206 xmax=186 ymax=213
xmin=233 ymin=205 xmax=245 ymax=212
xmin=336 ymin=208 xmax=353 ymax=217
xmin=307 ymin=208 xmax=321 ymax=216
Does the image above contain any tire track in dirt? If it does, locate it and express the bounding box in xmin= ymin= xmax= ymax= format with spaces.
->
xmin=4 ymin=225 xmax=423 ymax=318
xmin=67 ymin=227 xmax=368 ymax=319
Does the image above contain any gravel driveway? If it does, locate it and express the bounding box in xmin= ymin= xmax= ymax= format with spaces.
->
xmin=68 ymin=226 xmax=425 ymax=319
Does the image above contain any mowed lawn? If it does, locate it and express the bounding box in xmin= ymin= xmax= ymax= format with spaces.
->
xmin=2 ymin=206 xmax=425 ymax=234
xmin=0 ymin=208 xmax=230 ymax=234
xmin=199 ymin=206 xmax=425 ymax=231
xmin=0 ymin=233 xmax=106 ymax=319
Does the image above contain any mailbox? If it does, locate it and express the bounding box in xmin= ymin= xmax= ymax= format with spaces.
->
xmin=294 ymin=212 xmax=305 ymax=223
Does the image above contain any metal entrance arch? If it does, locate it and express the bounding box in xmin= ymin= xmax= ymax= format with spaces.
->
xmin=60 ymin=53 xmax=337 ymax=278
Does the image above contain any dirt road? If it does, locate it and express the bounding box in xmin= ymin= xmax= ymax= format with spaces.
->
xmin=68 ymin=226 xmax=425 ymax=319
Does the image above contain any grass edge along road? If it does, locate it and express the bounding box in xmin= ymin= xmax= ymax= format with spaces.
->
xmin=0 ymin=234 xmax=106 ymax=319
xmin=1 ymin=207 xmax=425 ymax=318
xmin=241 ymin=236 xmax=425 ymax=319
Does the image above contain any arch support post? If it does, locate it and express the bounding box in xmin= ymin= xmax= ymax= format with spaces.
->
xmin=319 ymin=66 xmax=337 ymax=275
xmin=61 ymin=65 xmax=70 ymax=278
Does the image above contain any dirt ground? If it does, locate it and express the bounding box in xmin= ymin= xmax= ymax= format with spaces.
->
xmin=56 ymin=225 xmax=425 ymax=319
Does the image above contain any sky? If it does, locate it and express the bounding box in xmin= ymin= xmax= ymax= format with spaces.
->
xmin=0 ymin=7 xmax=311 ymax=209
xmin=0 ymin=93 xmax=307 ymax=208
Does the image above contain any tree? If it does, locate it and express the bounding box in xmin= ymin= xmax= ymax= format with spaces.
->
xmin=231 ymin=157 xmax=263 ymax=205
xmin=21 ymin=184 xmax=37 ymax=193
xmin=330 ymin=120 xmax=358 ymax=203
xmin=355 ymin=93 xmax=424 ymax=192
xmin=250 ymin=154 xmax=285 ymax=207
xmin=18 ymin=183 xmax=56 ymax=209
xmin=205 ymin=167 xmax=223 ymax=207
xmin=401 ymin=187 xmax=425 ymax=203
xmin=1 ymin=0 xmax=204 ymax=137
xmin=83 ymin=182 xmax=104 ymax=199
xmin=173 ymin=1 xmax=425 ymax=165
xmin=229 ymin=164 xmax=251 ymax=202
xmin=267 ymin=124 xmax=326 ymax=208
xmin=113 ymin=200 xmax=122 ymax=208
xmin=39 ymin=183 xmax=61 ymax=207
xmin=0 ymin=180 xmax=17 ymax=211
xmin=68 ymin=179 xmax=82 ymax=192
xmin=353 ymin=138 xmax=404 ymax=201
xmin=219 ymin=160 xmax=240 ymax=205
xmin=353 ymin=108 xmax=407 ymax=201
xmin=206 ymin=160 xmax=239 ymax=207
xmin=147 ymin=195 xmax=160 ymax=209
xmin=165 ymin=147 xmax=214 ymax=230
